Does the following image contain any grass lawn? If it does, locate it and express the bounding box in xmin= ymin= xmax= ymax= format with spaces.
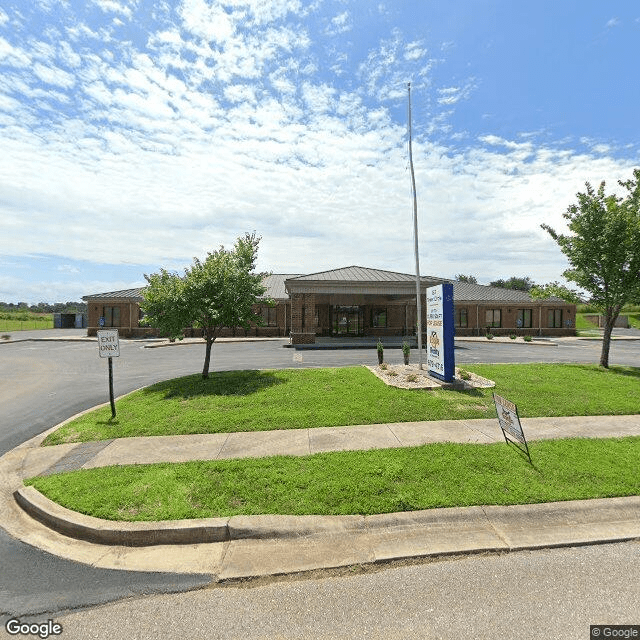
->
xmin=43 ymin=364 xmax=640 ymax=445
xmin=575 ymin=313 xmax=599 ymax=331
xmin=0 ymin=312 xmax=53 ymax=332
xmin=628 ymin=313 xmax=640 ymax=329
xmin=26 ymin=436 xmax=640 ymax=520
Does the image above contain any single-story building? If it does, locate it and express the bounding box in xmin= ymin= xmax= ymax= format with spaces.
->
xmin=83 ymin=265 xmax=576 ymax=341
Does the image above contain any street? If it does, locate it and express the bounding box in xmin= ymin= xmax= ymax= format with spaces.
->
xmin=1 ymin=332 xmax=639 ymax=634
xmin=14 ymin=541 xmax=640 ymax=640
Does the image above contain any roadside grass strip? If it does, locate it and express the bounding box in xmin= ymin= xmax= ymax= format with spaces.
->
xmin=25 ymin=437 xmax=640 ymax=520
xmin=43 ymin=365 xmax=640 ymax=445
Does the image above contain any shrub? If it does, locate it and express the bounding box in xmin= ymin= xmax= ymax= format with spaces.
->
xmin=406 ymin=373 xmax=418 ymax=382
xmin=388 ymin=370 xmax=398 ymax=377
xmin=486 ymin=333 xmax=494 ymax=340
xmin=509 ymin=334 xmax=517 ymax=340
xmin=523 ymin=335 xmax=532 ymax=342
xmin=379 ymin=363 xmax=387 ymax=370
xmin=1 ymin=334 xmax=10 ymax=341
xmin=402 ymin=341 xmax=410 ymax=356
xmin=458 ymin=369 xmax=471 ymax=381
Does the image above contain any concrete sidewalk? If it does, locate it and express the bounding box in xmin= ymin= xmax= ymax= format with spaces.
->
xmin=1 ymin=414 xmax=639 ymax=582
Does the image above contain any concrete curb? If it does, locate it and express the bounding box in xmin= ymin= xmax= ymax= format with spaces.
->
xmin=13 ymin=485 xmax=640 ymax=551
xmin=455 ymin=337 xmax=557 ymax=346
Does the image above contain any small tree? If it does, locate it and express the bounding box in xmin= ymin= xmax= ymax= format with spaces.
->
xmin=142 ymin=232 xmax=271 ymax=379
xmin=541 ymin=170 xmax=640 ymax=367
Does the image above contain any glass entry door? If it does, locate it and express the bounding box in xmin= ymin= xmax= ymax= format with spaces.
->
xmin=332 ymin=306 xmax=363 ymax=336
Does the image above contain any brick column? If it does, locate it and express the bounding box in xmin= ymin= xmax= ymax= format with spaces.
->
xmin=291 ymin=294 xmax=304 ymax=333
xmin=290 ymin=293 xmax=316 ymax=345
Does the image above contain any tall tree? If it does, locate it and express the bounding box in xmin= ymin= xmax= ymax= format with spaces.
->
xmin=541 ymin=170 xmax=640 ymax=367
xmin=529 ymin=281 xmax=581 ymax=304
xmin=489 ymin=276 xmax=535 ymax=291
xmin=142 ymin=232 xmax=270 ymax=379
xmin=455 ymin=274 xmax=478 ymax=284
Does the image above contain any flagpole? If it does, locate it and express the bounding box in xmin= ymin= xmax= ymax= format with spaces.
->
xmin=407 ymin=82 xmax=423 ymax=369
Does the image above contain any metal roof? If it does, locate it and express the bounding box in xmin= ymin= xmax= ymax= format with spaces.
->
xmin=452 ymin=281 xmax=565 ymax=304
xmin=288 ymin=265 xmax=445 ymax=283
xmin=83 ymin=288 xmax=145 ymax=301
xmin=261 ymin=274 xmax=303 ymax=300
xmin=83 ymin=275 xmax=300 ymax=302
xmin=83 ymin=269 xmax=570 ymax=305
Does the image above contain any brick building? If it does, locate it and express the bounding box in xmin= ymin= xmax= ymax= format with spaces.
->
xmin=83 ymin=265 xmax=576 ymax=341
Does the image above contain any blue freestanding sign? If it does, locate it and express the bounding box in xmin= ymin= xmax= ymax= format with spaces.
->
xmin=426 ymin=283 xmax=455 ymax=382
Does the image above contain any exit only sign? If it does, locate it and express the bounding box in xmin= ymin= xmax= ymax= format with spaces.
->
xmin=97 ymin=329 xmax=120 ymax=358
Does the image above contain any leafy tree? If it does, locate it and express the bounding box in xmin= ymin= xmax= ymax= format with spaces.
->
xmin=530 ymin=282 xmax=581 ymax=304
xmin=541 ymin=169 xmax=640 ymax=367
xmin=455 ymin=274 xmax=478 ymax=284
xmin=142 ymin=232 xmax=271 ymax=379
xmin=489 ymin=276 xmax=535 ymax=291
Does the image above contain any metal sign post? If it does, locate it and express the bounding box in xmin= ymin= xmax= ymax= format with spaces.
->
xmin=97 ymin=329 xmax=119 ymax=419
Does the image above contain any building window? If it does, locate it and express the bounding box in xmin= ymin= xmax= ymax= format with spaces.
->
xmin=301 ymin=305 xmax=305 ymax=331
xmin=548 ymin=309 xmax=563 ymax=328
xmin=517 ymin=309 xmax=532 ymax=328
xmin=102 ymin=306 xmax=120 ymax=327
xmin=485 ymin=309 xmax=501 ymax=328
xmin=371 ymin=308 xmax=387 ymax=328
xmin=455 ymin=308 xmax=468 ymax=328
xmin=261 ymin=306 xmax=277 ymax=326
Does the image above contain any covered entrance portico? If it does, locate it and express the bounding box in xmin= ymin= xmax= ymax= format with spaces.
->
xmin=286 ymin=267 xmax=435 ymax=345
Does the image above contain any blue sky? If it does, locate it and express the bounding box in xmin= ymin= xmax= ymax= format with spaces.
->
xmin=1 ymin=0 xmax=638 ymax=303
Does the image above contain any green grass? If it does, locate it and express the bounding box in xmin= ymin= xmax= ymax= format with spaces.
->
xmin=576 ymin=310 xmax=640 ymax=331
xmin=25 ymin=437 xmax=640 ymax=520
xmin=575 ymin=313 xmax=599 ymax=331
xmin=0 ymin=311 xmax=53 ymax=331
xmin=43 ymin=364 xmax=640 ymax=445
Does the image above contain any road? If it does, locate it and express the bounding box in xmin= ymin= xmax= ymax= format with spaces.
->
xmin=14 ymin=541 xmax=640 ymax=640
xmin=1 ymin=331 xmax=639 ymax=630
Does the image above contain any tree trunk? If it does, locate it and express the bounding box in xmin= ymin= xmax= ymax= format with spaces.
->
xmin=202 ymin=337 xmax=214 ymax=379
xmin=599 ymin=308 xmax=619 ymax=368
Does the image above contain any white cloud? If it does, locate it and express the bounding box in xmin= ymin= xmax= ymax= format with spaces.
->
xmin=605 ymin=17 xmax=620 ymax=28
xmin=404 ymin=41 xmax=427 ymax=61
xmin=91 ymin=0 xmax=135 ymax=19
xmin=0 ymin=36 xmax=31 ymax=67
xmin=179 ymin=0 xmax=236 ymax=43
xmin=32 ymin=62 xmax=76 ymax=88
xmin=1 ymin=1 xmax=638 ymax=301
xmin=325 ymin=11 xmax=351 ymax=36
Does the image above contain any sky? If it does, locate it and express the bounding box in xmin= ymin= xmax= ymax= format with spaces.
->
xmin=1 ymin=0 xmax=639 ymax=303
